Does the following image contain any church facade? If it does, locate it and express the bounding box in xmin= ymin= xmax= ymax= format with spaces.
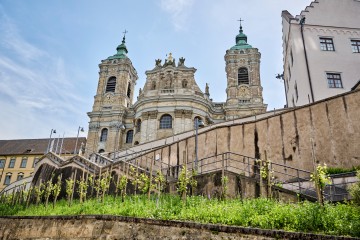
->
xmin=85 ymin=25 xmax=267 ymax=156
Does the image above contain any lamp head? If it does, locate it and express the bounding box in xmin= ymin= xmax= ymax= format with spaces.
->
xmin=80 ymin=127 xmax=84 ymax=132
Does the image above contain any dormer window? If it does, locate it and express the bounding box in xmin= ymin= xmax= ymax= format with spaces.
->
xmin=106 ymin=77 xmax=116 ymax=93
xmin=238 ymin=67 xmax=249 ymax=85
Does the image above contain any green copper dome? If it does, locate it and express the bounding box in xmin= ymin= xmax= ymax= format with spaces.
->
xmin=108 ymin=35 xmax=128 ymax=60
xmin=230 ymin=26 xmax=252 ymax=50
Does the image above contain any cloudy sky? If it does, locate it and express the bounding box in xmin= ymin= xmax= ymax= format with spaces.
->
xmin=0 ymin=0 xmax=312 ymax=140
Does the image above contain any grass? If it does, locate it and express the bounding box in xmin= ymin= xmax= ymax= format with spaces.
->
xmin=0 ymin=195 xmax=360 ymax=237
xmin=327 ymin=166 xmax=360 ymax=175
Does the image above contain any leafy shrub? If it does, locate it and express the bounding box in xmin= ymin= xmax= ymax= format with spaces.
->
xmin=350 ymin=170 xmax=360 ymax=206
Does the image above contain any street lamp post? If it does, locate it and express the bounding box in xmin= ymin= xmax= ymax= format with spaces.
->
xmin=74 ymin=126 xmax=84 ymax=154
xmin=194 ymin=118 xmax=204 ymax=171
xmin=46 ymin=129 xmax=56 ymax=153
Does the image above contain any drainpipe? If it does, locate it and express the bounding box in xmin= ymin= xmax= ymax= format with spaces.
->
xmin=300 ymin=17 xmax=315 ymax=103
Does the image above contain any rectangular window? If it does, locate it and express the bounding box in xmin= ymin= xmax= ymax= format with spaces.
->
xmin=0 ymin=159 xmax=5 ymax=169
xmin=320 ymin=38 xmax=335 ymax=51
xmin=20 ymin=158 xmax=27 ymax=168
xmin=327 ymin=73 xmax=343 ymax=88
xmin=8 ymin=158 xmax=15 ymax=168
xmin=4 ymin=175 xmax=11 ymax=185
xmin=351 ymin=40 xmax=360 ymax=53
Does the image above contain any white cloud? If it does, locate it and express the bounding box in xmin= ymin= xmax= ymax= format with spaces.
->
xmin=0 ymin=11 xmax=45 ymax=61
xmin=0 ymin=10 xmax=87 ymax=139
xmin=160 ymin=0 xmax=194 ymax=31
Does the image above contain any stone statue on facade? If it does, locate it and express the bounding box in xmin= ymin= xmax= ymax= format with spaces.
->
xmin=178 ymin=57 xmax=185 ymax=66
xmin=151 ymin=81 xmax=156 ymax=90
xmin=182 ymin=79 xmax=188 ymax=88
xmin=205 ymin=83 xmax=210 ymax=96
xmin=155 ymin=59 xmax=162 ymax=67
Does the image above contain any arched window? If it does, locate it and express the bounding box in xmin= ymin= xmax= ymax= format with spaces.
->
xmin=106 ymin=77 xmax=116 ymax=93
xmin=159 ymin=114 xmax=172 ymax=129
xmin=126 ymin=130 xmax=134 ymax=143
xmin=98 ymin=149 xmax=105 ymax=153
xmin=238 ymin=68 xmax=249 ymax=85
xmin=4 ymin=173 xmax=12 ymax=185
xmin=17 ymin=172 xmax=24 ymax=181
xmin=100 ymin=128 xmax=108 ymax=142
xmin=136 ymin=119 xmax=141 ymax=133
xmin=127 ymin=83 xmax=131 ymax=98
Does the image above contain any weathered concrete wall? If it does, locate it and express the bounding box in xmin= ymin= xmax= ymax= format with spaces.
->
xmin=123 ymin=90 xmax=360 ymax=175
xmin=0 ymin=216 xmax=353 ymax=240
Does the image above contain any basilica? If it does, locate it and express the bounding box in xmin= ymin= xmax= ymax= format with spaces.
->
xmin=85 ymin=25 xmax=267 ymax=155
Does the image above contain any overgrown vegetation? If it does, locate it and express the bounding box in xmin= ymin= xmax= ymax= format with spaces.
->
xmin=0 ymin=195 xmax=359 ymax=237
xmin=311 ymin=163 xmax=331 ymax=205
xmin=1 ymin=160 xmax=359 ymax=238
xmin=350 ymin=170 xmax=360 ymax=206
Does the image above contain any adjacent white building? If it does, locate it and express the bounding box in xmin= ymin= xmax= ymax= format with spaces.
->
xmin=282 ymin=0 xmax=360 ymax=107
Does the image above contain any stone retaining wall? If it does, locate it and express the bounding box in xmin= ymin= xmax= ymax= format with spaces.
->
xmin=0 ymin=215 xmax=356 ymax=240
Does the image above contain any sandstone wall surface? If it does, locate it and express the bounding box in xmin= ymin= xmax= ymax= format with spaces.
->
xmin=0 ymin=216 xmax=353 ymax=240
xmin=122 ymin=90 xmax=359 ymax=176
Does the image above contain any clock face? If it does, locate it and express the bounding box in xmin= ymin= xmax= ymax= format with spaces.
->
xmin=238 ymin=86 xmax=250 ymax=98
xmin=104 ymin=93 xmax=115 ymax=104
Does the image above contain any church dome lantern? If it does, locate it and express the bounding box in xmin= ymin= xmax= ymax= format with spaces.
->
xmin=108 ymin=31 xmax=129 ymax=60
xmin=230 ymin=20 xmax=252 ymax=50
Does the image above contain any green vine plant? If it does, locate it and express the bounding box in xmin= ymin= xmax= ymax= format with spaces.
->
xmin=44 ymin=178 xmax=54 ymax=208
xmin=34 ymin=183 xmax=44 ymax=206
xmin=310 ymin=163 xmax=331 ymax=205
xmin=77 ymin=176 xmax=88 ymax=204
xmin=154 ymin=170 xmax=166 ymax=200
xmin=18 ymin=182 xmax=27 ymax=205
xmin=177 ymin=166 xmax=191 ymax=203
xmin=25 ymin=186 xmax=33 ymax=208
xmin=118 ymin=175 xmax=128 ymax=202
xmin=21 ymin=186 xmax=29 ymax=206
xmin=350 ymin=170 xmax=360 ymax=206
xmin=189 ymin=169 xmax=197 ymax=196
xmin=130 ymin=166 xmax=141 ymax=196
xmin=138 ymin=173 xmax=151 ymax=195
xmin=258 ymin=159 xmax=277 ymax=198
xmin=65 ymin=178 xmax=75 ymax=207
xmin=221 ymin=175 xmax=229 ymax=200
xmin=52 ymin=175 xmax=62 ymax=208
xmin=99 ymin=172 xmax=111 ymax=203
